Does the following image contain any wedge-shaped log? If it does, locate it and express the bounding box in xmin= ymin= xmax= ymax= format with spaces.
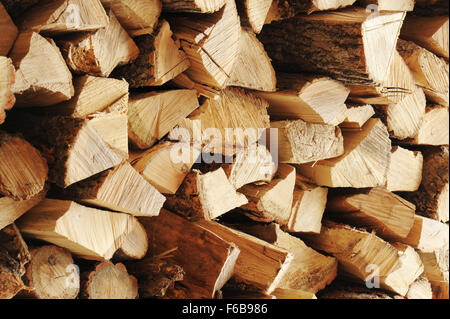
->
xmin=406 ymin=277 xmax=433 ymax=300
xmin=0 ymin=57 xmax=15 ymax=125
xmin=161 ymin=0 xmax=225 ymax=13
xmin=0 ymin=3 xmax=17 ymax=56
xmin=271 ymin=288 xmax=317 ymax=300
xmin=114 ymin=217 xmax=149 ymax=260
xmin=419 ymin=249 xmax=448 ymax=283
xmin=386 ymin=147 xmax=423 ymax=192
xmin=356 ymin=0 xmax=415 ymax=11
xmin=339 ymin=104 xmax=375 ymax=131
xmin=235 ymin=0 xmax=272 ymax=34
xmin=404 ymin=105 xmax=449 ymax=146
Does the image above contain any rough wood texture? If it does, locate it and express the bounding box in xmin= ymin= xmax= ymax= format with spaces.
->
xmin=297 ymin=119 xmax=391 ymax=188
xmin=0 ymin=3 xmax=17 ymax=56
xmin=405 ymin=105 xmax=449 ymax=146
xmin=235 ymin=0 xmax=272 ymax=34
xmin=114 ymin=217 xmax=148 ymax=260
xmin=339 ymin=104 xmax=375 ymax=131
xmin=386 ymin=146 xmax=423 ymax=192
xmin=406 ymin=277 xmax=433 ymax=299
xmin=0 ymin=57 xmax=15 ymax=125
xmin=161 ymin=0 xmax=225 ymax=13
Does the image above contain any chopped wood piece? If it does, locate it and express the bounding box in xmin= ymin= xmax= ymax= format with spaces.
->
xmin=168 ymin=0 xmax=240 ymax=88
xmin=271 ymin=288 xmax=316 ymax=299
xmin=196 ymin=220 xmax=292 ymax=295
xmin=419 ymin=250 xmax=449 ymax=283
xmin=430 ymin=280 xmax=449 ymax=299
xmin=62 ymin=161 xmax=166 ymax=217
xmin=356 ymin=0 xmax=414 ymax=11
xmin=265 ymin=0 xmax=356 ymax=23
xmin=302 ymin=221 xmax=422 ymax=296
xmin=165 ymin=168 xmax=248 ymax=221
xmin=235 ymin=0 xmax=272 ymax=34
xmin=297 ymin=119 xmax=391 ymax=188
xmin=19 ymin=0 xmax=109 ymax=35
xmin=100 ymin=0 xmax=161 ymax=36
xmin=59 ymin=10 xmax=139 ymax=77
xmin=260 ymin=8 xmax=405 ymax=88
xmin=319 ymin=283 xmax=403 ymax=299
xmin=128 ymin=90 xmax=199 ymax=149
xmin=139 ymin=210 xmax=240 ymax=298
xmin=255 ymin=74 xmax=349 ymax=125
xmin=240 ymin=164 xmax=295 ymax=225
xmin=21 ymin=246 xmax=79 ymax=299
xmin=326 ymin=187 xmax=416 ymax=240
xmin=405 ymin=105 xmax=449 ymax=146
xmin=171 ymin=73 xmax=220 ymax=99
xmin=401 ymin=15 xmax=449 ymax=59
xmin=0 ymin=57 xmax=16 ymax=125
xmin=81 ymin=262 xmax=138 ymax=299
xmin=227 ymin=28 xmax=276 ymax=92
xmin=171 ymin=88 xmax=270 ymax=156
xmin=339 ymin=104 xmax=375 ymax=131
xmin=16 ymin=199 xmax=135 ymax=260
xmin=271 ymin=120 xmax=344 ymax=164
xmin=113 ymin=20 xmax=190 ymax=87
xmin=1 ymin=0 xmax=40 ymax=18
xmin=406 ymin=277 xmax=433 ymax=299
xmin=114 ymin=217 xmax=149 ymax=260
xmin=0 ymin=3 xmax=18 ymax=56
xmin=161 ymin=0 xmax=225 ymax=13
xmin=10 ymin=32 xmax=74 ymax=107
xmin=0 ymin=131 xmax=48 ymax=201
xmin=132 ymin=141 xmax=201 ymax=194
xmin=386 ymin=146 xmax=423 ymax=192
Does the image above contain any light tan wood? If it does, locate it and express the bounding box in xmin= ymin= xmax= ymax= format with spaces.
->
xmin=100 ymin=0 xmax=161 ymax=36
xmin=0 ymin=3 xmax=17 ymax=56
xmin=406 ymin=277 xmax=433 ymax=299
xmin=357 ymin=0 xmax=415 ymax=11
xmin=386 ymin=146 xmax=423 ymax=192
xmin=227 ymin=28 xmax=276 ymax=92
xmin=406 ymin=105 xmax=449 ymax=146
xmin=10 ymin=31 xmax=74 ymax=107
xmin=171 ymin=73 xmax=220 ymax=99
xmin=59 ymin=10 xmax=139 ymax=77
xmin=0 ymin=57 xmax=15 ymax=125
xmin=297 ymin=119 xmax=391 ymax=188
xmin=271 ymin=288 xmax=316 ymax=299
xmin=114 ymin=217 xmax=148 ymax=260
xmin=255 ymin=74 xmax=349 ymax=125
xmin=16 ymin=199 xmax=135 ymax=261
xmin=161 ymin=0 xmax=225 ymax=13
xmin=271 ymin=120 xmax=344 ymax=164
xmin=128 ymin=90 xmax=199 ymax=149
xmin=419 ymin=250 xmax=448 ymax=283
xmin=19 ymin=0 xmax=109 ymax=35
xmin=339 ymin=104 xmax=375 ymax=131
xmin=235 ymin=0 xmax=272 ymax=34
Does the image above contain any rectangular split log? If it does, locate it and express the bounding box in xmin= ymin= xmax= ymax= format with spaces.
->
xmin=235 ymin=0 xmax=272 ymax=34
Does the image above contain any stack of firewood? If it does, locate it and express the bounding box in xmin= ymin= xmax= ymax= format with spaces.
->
xmin=0 ymin=0 xmax=448 ymax=300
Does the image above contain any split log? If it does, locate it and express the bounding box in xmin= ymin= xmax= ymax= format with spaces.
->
xmin=168 ymin=0 xmax=241 ymax=88
xmin=339 ymin=104 xmax=375 ymax=131
xmin=235 ymin=0 xmax=272 ymax=34
xmin=165 ymin=168 xmax=248 ymax=221
xmin=431 ymin=281 xmax=449 ymax=299
xmin=356 ymin=0 xmax=415 ymax=11
xmin=21 ymin=246 xmax=79 ymax=299
xmin=404 ymin=105 xmax=449 ymax=146
xmin=100 ymin=0 xmax=161 ymax=36
xmin=61 ymin=161 xmax=166 ymax=217
xmin=386 ymin=146 xmax=423 ymax=192
xmin=114 ymin=217 xmax=149 ymax=260
xmin=0 ymin=0 xmax=40 ymax=18
xmin=139 ymin=209 xmax=240 ymax=298
xmin=406 ymin=277 xmax=433 ymax=299
xmin=419 ymin=250 xmax=449 ymax=283
xmin=401 ymin=15 xmax=449 ymax=59
xmin=131 ymin=141 xmax=201 ymax=194
xmin=16 ymin=199 xmax=135 ymax=260
xmin=227 ymin=28 xmax=276 ymax=92
xmin=271 ymin=120 xmax=344 ymax=164
xmin=260 ymin=8 xmax=405 ymax=88
xmin=112 ymin=20 xmax=190 ymax=87
xmin=128 ymin=90 xmax=199 ymax=149
xmin=271 ymin=288 xmax=316 ymax=299
xmin=265 ymin=0 xmax=356 ymax=23
xmin=0 ymin=57 xmax=15 ymax=125
xmin=240 ymin=164 xmax=295 ymax=225
xmin=326 ymin=187 xmax=416 ymax=240
xmin=59 ymin=10 xmax=139 ymax=77
xmin=254 ymin=74 xmax=349 ymax=125
xmin=81 ymin=262 xmax=138 ymax=299
xmin=19 ymin=0 xmax=109 ymax=35
xmin=0 ymin=3 xmax=18 ymax=56
xmin=297 ymin=119 xmax=391 ymax=188
xmin=161 ymin=0 xmax=225 ymax=13
xmin=171 ymin=73 xmax=220 ymax=99
xmin=10 ymin=32 xmax=74 ymax=107
xmin=319 ymin=283 xmax=403 ymax=299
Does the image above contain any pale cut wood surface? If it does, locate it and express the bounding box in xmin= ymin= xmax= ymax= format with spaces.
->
xmin=235 ymin=0 xmax=272 ymax=34
xmin=386 ymin=146 xmax=423 ymax=192
xmin=0 ymin=57 xmax=16 ymax=125
xmin=161 ymin=0 xmax=225 ymax=13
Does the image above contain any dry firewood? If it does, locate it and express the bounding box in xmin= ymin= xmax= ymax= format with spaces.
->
xmin=397 ymin=39 xmax=449 ymax=107
xmin=128 ymin=90 xmax=199 ymax=149
xmin=0 ymin=0 xmax=40 ymax=18
xmin=401 ymin=15 xmax=449 ymax=59
xmin=80 ymin=262 xmax=138 ymax=299
xmin=419 ymin=250 xmax=448 ymax=283
xmin=16 ymin=199 xmax=136 ymax=260
xmin=430 ymin=281 xmax=449 ymax=299
xmin=165 ymin=168 xmax=248 ymax=221
xmin=168 ymin=0 xmax=240 ymax=88
xmin=356 ymin=0 xmax=415 ymax=11
xmin=260 ymin=8 xmax=405 ymax=88
xmin=318 ymin=282 xmax=404 ymax=299
xmin=171 ymin=73 xmax=220 ymax=99
xmin=59 ymin=10 xmax=139 ymax=78
xmin=406 ymin=277 xmax=433 ymax=299
xmin=114 ymin=217 xmax=149 ymax=260
xmin=20 ymin=245 xmax=79 ymax=299
xmin=196 ymin=220 xmax=292 ymax=295
xmin=240 ymin=164 xmax=295 ymax=225
xmin=131 ymin=141 xmax=201 ymax=194
xmin=235 ymin=0 xmax=272 ymax=34
xmin=297 ymin=119 xmax=391 ymax=188
xmin=113 ymin=20 xmax=190 ymax=87
xmin=139 ymin=209 xmax=240 ymax=298
xmin=61 ymin=161 xmax=166 ymax=217
xmin=227 ymin=28 xmax=276 ymax=92
xmin=255 ymin=74 xmax=349 ymax=126
xmin=271 ymin=120 xmax=344 ymax=164
xmin=339 ymin=104 xmax=375 ymax=132
xmin=161 ymin=0 xmax=225 ymax=13
xmin=0 ymin=57 xmax=15 ymax=125
xmin=100 ymin=0 xmax=161 ymax=36
xmin=19 ymin=0 xmax=109 ymax=35
xmin=271 ymin=288 xmax=316 ymax=299
xmin=0 ymin=3 xmax=17 ymax=56
xmin=265 ymin=0 xmax=356 ymax=23
xmin=386 ymin=146 xmax=423 ymax=192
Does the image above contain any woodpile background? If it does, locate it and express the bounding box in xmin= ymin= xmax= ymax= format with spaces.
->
xmin=0 ymin=0 xmax=448 ymax=300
